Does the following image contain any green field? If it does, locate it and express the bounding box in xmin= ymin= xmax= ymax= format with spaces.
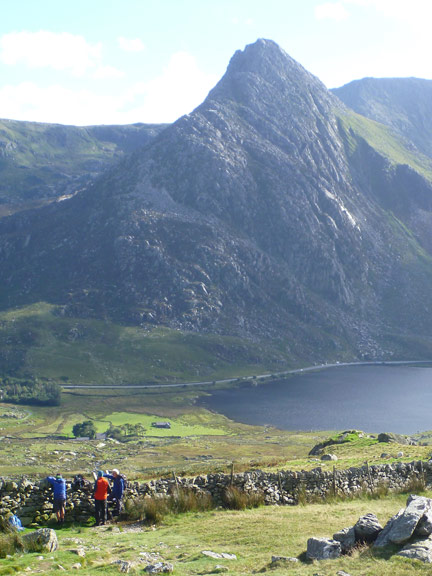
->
xmin=59 ymin=411 xmax=228 ymax=438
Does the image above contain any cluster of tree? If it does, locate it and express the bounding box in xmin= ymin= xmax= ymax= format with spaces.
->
xmin=71 ymin=421 xmax=146 ymax=441
xmin=72 ymin=420 xmax=97 ymax=439
xmin=106 ymin=423 xmax=146 ymax=439
xmin=0 ymin=377 xmax=61 ymax=406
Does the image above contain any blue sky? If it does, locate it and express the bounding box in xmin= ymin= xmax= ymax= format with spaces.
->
xmin=1 ymin=0 xmax=432 ymax=125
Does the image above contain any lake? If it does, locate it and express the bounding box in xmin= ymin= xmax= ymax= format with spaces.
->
xmin=199 ymin=364 xmax=432 ymax=434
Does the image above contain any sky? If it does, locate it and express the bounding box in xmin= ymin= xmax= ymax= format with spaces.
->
xmin=1 ymin=0 xmax=432 ymax=126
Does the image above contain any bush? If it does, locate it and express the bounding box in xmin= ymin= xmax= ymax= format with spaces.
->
xmin=221 ymin=486 xmax=265 ymax=510
xmin=0 ymin=516 xmax=11 ymax=534
xmin=0 ymin=532 xmax=22 ymax=558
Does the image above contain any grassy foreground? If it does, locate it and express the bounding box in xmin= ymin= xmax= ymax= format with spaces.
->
xmin=2 ymin=380 xmax=432 ymax=575
xmin=2 ymin=491 xmax=432 ymax=575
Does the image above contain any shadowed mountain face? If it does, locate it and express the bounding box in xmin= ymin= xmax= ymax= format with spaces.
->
xmin=1 ymin=39 xmax=432 ymax=365
xmin=332 ymin=77 xmax=432 ymax=159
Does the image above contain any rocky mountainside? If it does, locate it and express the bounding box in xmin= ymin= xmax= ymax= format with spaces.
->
xmin=1 ymin=39 xmax=432 ymax=374
xmin=332 ymin=77 xmax=432 ymax=159
xmin=0 ymin=119 xmax=166 ymax=216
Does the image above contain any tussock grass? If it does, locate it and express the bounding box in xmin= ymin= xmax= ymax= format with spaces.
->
xmin=221 ymin=485 xmax=265 ymax=510
xmin=124 ymin=485 xmax=264 ymax=524
xmin=0 ymin=532 xmax=22 ymax=559
xmin=124 ymin=487 xmax=214 ymax=524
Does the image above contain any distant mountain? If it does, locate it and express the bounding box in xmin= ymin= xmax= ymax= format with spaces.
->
xmin=2 ymin=39 xmax=432 ymax=384
xmin=0 ymin=119 xmax=167 ymax=216
xmin=332 ymin=77 xmax=432 ymax=159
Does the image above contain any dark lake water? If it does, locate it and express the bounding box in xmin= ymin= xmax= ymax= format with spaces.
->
xmin=198 ymin=365 xmax=432 ymax=434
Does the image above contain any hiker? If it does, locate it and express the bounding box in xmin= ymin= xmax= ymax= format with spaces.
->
xmin=104 ymin=468 xmax=125 ymax=517
xmin=93 ymin=470 xmax=111 ymax=526
xmin=46 ymin=473 xmax=66 ymax=525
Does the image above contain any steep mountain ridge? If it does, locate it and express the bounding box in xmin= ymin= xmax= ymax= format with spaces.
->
xmin=1 ymin=39 xmax=432 ymax=380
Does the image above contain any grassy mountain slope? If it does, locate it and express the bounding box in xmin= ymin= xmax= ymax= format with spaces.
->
xmin=337 ymin=109 xmax=432 ymax=182
xmin=0 ymin=119 xmax=166 ymax=215
xmin=333 ymin=77 xmax=432 ymax=159
xmin=0 ymin=303 xmax=291 ymax=385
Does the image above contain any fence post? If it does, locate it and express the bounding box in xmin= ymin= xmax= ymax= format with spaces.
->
xmin=332 ymin=465 xmax=337 ymax=497
xmin=172 ymin=471 xmax=179 ymax=497
xmin=365 ymin=461 xmax=373 ymax=493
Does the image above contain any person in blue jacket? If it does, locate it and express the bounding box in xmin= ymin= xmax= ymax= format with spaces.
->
xmin=104 ymin=468 xmax=124 ymax=517
xmin=46 ymin=473 xmax=67 ymax=525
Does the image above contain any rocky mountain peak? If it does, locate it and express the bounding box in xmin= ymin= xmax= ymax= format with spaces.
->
xmin=206 ymin=38 xmax=341 ymax=119
xmin=1 ymin=39 xmax=432 ymax=369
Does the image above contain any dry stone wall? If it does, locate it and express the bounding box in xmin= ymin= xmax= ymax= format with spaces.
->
xmin=1 ymin=460 xmax=431 ymax=526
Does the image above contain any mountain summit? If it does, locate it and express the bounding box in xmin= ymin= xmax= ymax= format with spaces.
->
xmin=1 ymin=39 xmax=432 ymax=373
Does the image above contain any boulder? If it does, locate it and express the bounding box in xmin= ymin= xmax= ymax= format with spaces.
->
xmin=22 ymin=528 xmax=58 ymax=552
xmin=111 ymin=560 xmax=133 ymax=573
xmin=416 ymin=509 xmax=432 ymax=537
xmin=321 ymin=454 xmax=338 ymax=461
xmin=333 ymin=526 xmax=356 ymax=553
xmin=144 ymin=563 xmax=174 ymax=574
xmin=306 ymin=537 xmax=341 ymax=560
xmin=374 ymin=509 xmax=405 ymax=547
xmin=377 ymin=432 xmax=415 ymax=445
xmin=378 ymin=495 xmax=432 ymax=545
xmin=201 ymin=551 xmax=237 ymax=560
xmin=271 ymin=555 xmax=299 ymax=564
xmin=354 ymin=513 xmax=383 ymax=543
xmin=397 ymin=536 xmax=432 ymax=563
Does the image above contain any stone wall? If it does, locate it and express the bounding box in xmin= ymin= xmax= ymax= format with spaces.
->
xmin=1 ymin=460 xmax=431 ymax=526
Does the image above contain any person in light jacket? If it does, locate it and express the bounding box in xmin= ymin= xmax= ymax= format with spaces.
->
xmin=104 ymin=468 xmax=125 ymax=517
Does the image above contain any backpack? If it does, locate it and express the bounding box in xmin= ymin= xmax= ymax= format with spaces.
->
xmin=9 ymin=514 xmax=24 ymax=531
xmin=120 ymin=474 xmax=127 ymax=491
xmin=72 ymin=474 xmax=85 ymax=490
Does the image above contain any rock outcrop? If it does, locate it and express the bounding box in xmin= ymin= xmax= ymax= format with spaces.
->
xmin=306 ymin=537 xmax=341 ymax=560
xmin=309 ymin=494 xmax=432 ymax=563
xmin=21 ymin=528 xmax=58 ymax=552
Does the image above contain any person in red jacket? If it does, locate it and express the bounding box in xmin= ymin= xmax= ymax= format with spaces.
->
xmin=93 ymin=470 xmax=111 ymax=526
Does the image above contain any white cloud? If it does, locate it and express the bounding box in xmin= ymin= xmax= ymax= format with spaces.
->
xmin=117 ymin=36 xmax=145 ymax=52
xmin=0 ymin=31 xmax=102 ymax=76
xmin=341 ymin=0 xmax=432 ymax=21
xmin=315 ymin=2 xmax=349 ymax=21
xmin=122 ymin=51 xmax=219 ymax=123
xmin=0 ymin=52 xmax=219 ymax=125
xmin=93 ymin=65 xmax=124 ymax=80
xmin=0 ymin=82 xmax=121 ymax=126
